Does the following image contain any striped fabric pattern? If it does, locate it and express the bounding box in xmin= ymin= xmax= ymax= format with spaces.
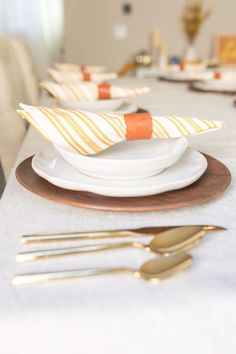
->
xmin=53 ymin=63 xmax=106 ymax=73
xmin=40 ymin=81 xmax=150 ymax=101
xmin=48 ymin=68 xmax=117 ymax=84
xmin=17 ymin=103 xmax=224 ymax=156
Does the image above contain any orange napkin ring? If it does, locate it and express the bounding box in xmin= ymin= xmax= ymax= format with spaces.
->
xmin=82 ymin=72 xmax=91 ymax=81
xmin=214 ymin=71 xmax=222 ymax=80
xmin=179 ymin=62 xmax=185 ymax=71
xmin=98 ymin=83 xmax=111 ymax=99
xmin=81 ymin=65 xmax=86 ymax=72
xmin=124 ymin=112 xmax=152 ymax=140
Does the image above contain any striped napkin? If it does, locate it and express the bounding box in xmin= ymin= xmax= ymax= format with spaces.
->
xmin=53 ymin=62 xmax=106 ymax=73
xmin=18 ymin=104 xmax=224 ymax=156
xmin=48 ymin=68 xmax=117 ymax=84
xmin=40 ymin=81 xmax=150 ymax=101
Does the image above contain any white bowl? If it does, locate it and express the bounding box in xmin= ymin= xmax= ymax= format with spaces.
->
xmin=59 ymin=98 xmax=124 ymax=112
xmin=53 ymin=137 xmax=188 ymax=180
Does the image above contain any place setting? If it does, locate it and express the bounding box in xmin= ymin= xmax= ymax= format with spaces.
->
xmin=15 ymin=103 xmax=230 ymax=212
xmin=158 ymin=60 xmax=207 ymax=83
xmin=40 ymin=80 xmax=150 ymax=113
xmin=189 ymin=70 xmax=236 ymax=94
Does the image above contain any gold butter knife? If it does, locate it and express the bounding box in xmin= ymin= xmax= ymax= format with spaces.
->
xmin=20 ymin=225 xmax=225 ymax=244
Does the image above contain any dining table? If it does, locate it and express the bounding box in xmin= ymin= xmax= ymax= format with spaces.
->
xmin=0 ymin=77 xmax=236 ymax=354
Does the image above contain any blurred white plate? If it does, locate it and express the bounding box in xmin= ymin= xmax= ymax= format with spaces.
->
xmin=159 ymin=71 xmax=198 ymax=82
xmin=59 ymin=98 xmax=124 ymax=111
xmin=53 ymin=138 xmax=188 ymax=179
xmin=32 ymin=147 xmax=207 ymax=197
xmin=191 ymin=80 xmax=236 ymax=92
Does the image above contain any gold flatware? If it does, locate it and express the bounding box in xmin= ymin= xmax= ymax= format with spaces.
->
xmin=12 ymin=252 xmax=193 ymax=286
xmin=20 ymin=225 xmax=225 ymax=244
xmin=17 ymin=226 xmax=215 ymax=263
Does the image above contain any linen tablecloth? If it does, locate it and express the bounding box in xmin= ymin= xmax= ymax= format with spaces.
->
xmin=0 ymin=78 xmax=236 ymax=354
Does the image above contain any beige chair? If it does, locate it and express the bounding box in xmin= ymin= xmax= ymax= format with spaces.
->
xmin=9 ymin=38 xmax=39 ymax=105
xmin=0 ymin=35 xmax=27 ymax=179
xmin=0 ymin=34 xmax=29 ymax=105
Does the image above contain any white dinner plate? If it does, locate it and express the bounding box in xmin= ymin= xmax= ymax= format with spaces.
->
xmin=159 ymin=71 xmax=199 ymax=82
xmin=191 ymin=80 xmax=236 ymax=93
xmin=59 ymin=98 xmax=125 ymax=112
xmin=53 ymin=138 xmax=188 ymax=179
xmin=32 ymin=147 xmax=207 ymax=197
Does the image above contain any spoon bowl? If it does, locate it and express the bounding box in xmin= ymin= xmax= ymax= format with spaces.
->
xmin=138 ymin=252 xmax=193 ymax=281
xmin=149 ymin=226 xmax=206 ymax=255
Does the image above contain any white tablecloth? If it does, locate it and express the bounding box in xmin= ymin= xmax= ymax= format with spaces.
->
xmin=0 ymin=79 xmax=236 ymax=354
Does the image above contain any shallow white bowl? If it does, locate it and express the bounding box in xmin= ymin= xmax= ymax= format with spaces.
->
xmin=59 ymin=98 xmax=124 ymax=112
xmin=32 ymin=147 xmax=207 ymax=197
xmin=53 ymin=137 xmax=188 ymax=180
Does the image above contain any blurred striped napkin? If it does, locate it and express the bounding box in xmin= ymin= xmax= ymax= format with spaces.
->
xmin=17 ymin=104 xmax=224 ymax=156
xmin=40 ymin=81 xmax=150 ymax=101
xmin=53 ymin=62 xmax=106 ymax=73
xmin=48 ymin=68 xmax=117 ymax=84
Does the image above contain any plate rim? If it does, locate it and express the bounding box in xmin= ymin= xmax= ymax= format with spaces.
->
xmin=31 ymin=148 xmax=207 ymax=197
xmin=15 ymin=154 xmax=231 ymax=211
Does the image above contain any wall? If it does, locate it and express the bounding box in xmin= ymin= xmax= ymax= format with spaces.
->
xmin=64 ymin=0 xmax=236 ymax=71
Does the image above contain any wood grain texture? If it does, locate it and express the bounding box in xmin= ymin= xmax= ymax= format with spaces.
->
xmin=15 ymin=154 xmax=231 ymax=212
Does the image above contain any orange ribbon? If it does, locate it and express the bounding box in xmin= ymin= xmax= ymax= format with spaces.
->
xmin=179 ymin=62 xmax=185 ymax=71
xmin=82 ymin=72 xmax=91 ymax=81
xmin=98 ymin=83 xmax=111 ymax=99
xmin=214 ymin=71 xmax=222 ymax=80
xmin=80 ymin=65 xmax=86 ymax=72
xmin=124 ymin=112 xmax=152 ymax=140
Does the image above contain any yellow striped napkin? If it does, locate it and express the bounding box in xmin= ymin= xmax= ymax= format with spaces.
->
xmin=53 ymin=63 xmax=106 ymax=73
xmin=48 ymin=68 xmax=117 ymax=84
xmin=40 ymin=81 xmax=150 ymax=101
xmin=17 ymin=103 xmax=224 ymax=156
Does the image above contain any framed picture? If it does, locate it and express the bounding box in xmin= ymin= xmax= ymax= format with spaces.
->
xmin=215 ymin=34 xmax=236 ymax=66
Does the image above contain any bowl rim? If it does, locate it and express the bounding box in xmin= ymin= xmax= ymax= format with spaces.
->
xmin=53 ymin=137 xmax=188 ymax=163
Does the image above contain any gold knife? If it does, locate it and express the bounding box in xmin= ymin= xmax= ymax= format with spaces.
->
xmin=20 ymin=225 xmax=226 ymax=244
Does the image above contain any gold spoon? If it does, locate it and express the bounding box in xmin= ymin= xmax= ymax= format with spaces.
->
xmin=20 ymin=225 xmax=225 ymax=244
xmin=12 ymin=253 xmax=193 ymax=286
xmin=17 ymin=226 xmax=209 ymax=263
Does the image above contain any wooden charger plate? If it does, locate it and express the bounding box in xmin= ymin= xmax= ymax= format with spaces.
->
xmin=16 ymin=154 xmax=231 ymax=212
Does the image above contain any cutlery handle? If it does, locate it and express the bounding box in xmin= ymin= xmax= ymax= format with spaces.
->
xmin=12 ymin=267 xmax=133 ymax=286
xmin=16 ymin=241 xmax=143 ymax=262
xmin=21 ymin=230 xmax=140 ymax=244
